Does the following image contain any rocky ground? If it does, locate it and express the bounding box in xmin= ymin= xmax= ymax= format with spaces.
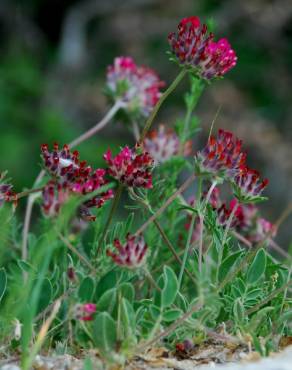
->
xmin=1 ymin=345 xmax=292 ymax=370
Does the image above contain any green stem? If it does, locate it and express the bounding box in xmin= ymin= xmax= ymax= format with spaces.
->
xmin=196 ymin=178 xmax=204 ymax=274
xmin=179 ymin=105 xmax=193 ymax=155
xmin=144 ymin=267 xmax=162 ymax=292
xmin=216 ymin=202 xmax=239 ymax=284
xmin=222 ymin=202 xmax=239 ymax=246
xmin=97 ymin=184 xmax=123 ymax=254
xmin=140 ymin=69 xmax=187 ymax=142
xmin=129 ymin=188 xmax=197 ymax=286
xmin=135 ymin=173 xmax=196 ymax=236
xmin=178 ymin=212 xmax=196 ymax=288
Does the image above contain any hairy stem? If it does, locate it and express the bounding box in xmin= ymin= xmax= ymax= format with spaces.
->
xmin=131 ymin=120 xmax=140 ymax=141
xmin=15 ymin=186 xmax=45 ymax=200
xmin=58 ymin=232 xmax=96 ymax=274
xmin=137 ymin=299 xmax=203 ymax=352
xmin=246 ymin=279 xmax=292 ymax=316
xmin=69 ymin=100 xmax=123 ymax=148
xmin=153 ymin=219 xmax=196 ymax=285
xmin=97 ymin=184 xmax=123 ymax=254
xmin=140 ymin=69 xmax=187 ymax=142
xmin=178 ymin=212 xmax=196 ymax=288
xmin=222 ymin=201 xmax=239 ymax=246
xmin=129 ymin=188 xmax=197 ymax=285
xmin=196 ymin=178 xmax=204 ymax=273
xmin=135 ymin=173 xmax=196 ymax=236
xmin=144 ymin=267 xmax=162 ymax=292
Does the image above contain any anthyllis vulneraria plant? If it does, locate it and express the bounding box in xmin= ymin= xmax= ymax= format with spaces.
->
xmin=0 ymin=15 xmax=291 ymax=370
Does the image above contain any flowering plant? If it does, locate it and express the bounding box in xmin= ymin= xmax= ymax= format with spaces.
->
xmin=0 ymin=14 xmax=291 ymax=370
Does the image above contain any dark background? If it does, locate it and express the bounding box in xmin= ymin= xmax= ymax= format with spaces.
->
xmin=0 ymin=0 xmax=291 ymax=246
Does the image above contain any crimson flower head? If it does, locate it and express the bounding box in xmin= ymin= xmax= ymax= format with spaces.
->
xmin=41 ymin=143 xmax=83 ymax=186
xmin=143 ymin=125 xmax=192 ymax=164
xmin=195 ymin=129 xmax=246 ymax=180
xmin=74 ymin=303 xmax=96 ymax=321
xmin=107 ymin=234 xmax=148 ymax=269
xmin=233 ymin=167 xmax=268 ymax=202
xmin=104 ymin=146 xmax=154 ymax=188
xmin=168 ymin=16 xmax=237 ymax=79
xmin=0 ymin=172 xmax=15 ymax=207
xmin=41 ymin=143 xmax=113 ymax=220
xmin=106 ymin=56 xmax=165 ymax=118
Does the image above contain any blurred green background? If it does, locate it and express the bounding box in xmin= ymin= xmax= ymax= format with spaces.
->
xmin=0 ymin=0 xmax=291 ymax=244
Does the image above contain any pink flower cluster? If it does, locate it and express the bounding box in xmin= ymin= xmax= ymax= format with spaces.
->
xmin=104 ymin=146 xmax=154 ymax=188
xmin=74 ymin=303 xmax=96 ymax=321
xmin=106 ymin=56 xmax=165 ymax=117
xmin=168 ymin=16 xmax=237 ymax=79
xmin=41 ymin=143 xmax=113 ymax=220
xmin=184 ymin=187 xmax=275 ymax=245
xmin=107 ymin=234 xmax=148 ymax=269
xmin=195 ymin=130 xmax=268 ymax=201
xmin=143 ymin=125 xmax=192 ymax=164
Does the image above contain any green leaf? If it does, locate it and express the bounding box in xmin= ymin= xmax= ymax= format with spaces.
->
xmin=96 ymin=288 xmax=117 ymax=314
xmin=231 ymin=285 xmax=243 ymax=298
xmin=161 ymin=266 xmax=179 ymax=308
xmin=236 ymin=278 xmax=246 ymax=295
xmin=78 ymin=277 xmax=95 ymax=301
xmin=120 ymin=298 xmax=136 ymax=338
xmin=93 ymin=312 xmax=117 ymax=354
xmin=218 ymin=251 xmax=242 ymax=282
xmin=118 ymin=282 xmax=135 ymax=303
xmin=36 ymin=278 xmax=53 ymax=314
xmin=277 ymin=309 xmax=292 ymax=326
xmin=175 ymin=292 xmax=188 ymax=312
xmin=247 ymin=249 xmax=266 ymax=284
xmin=248 ymin=306 xmax=274 ymax=332
xmin=0 ymin=268 xmax=7 ymax=303
xmin=95 ymin=270 xmax=119 ymax=298
xmin=245 ymin=288 xmax=262 ymax=300
xmin=233 ymin=298 xmax=245 ymax=324
xmin=162 ymin=309 xmax=182 ymax=322
xmin=149 ymin=304 xmax=161 ymax=320
xmin=17 ymin=260 xmax=36 ymax=274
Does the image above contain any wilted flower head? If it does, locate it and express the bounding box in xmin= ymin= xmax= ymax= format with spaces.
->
xmin=104 ymin=146 xmax=154 ymax=188
xmin=42 ymin=181 xmax=70 ymax=217
xmin=249 ymin=218 xmax=276 ymax=243
xmin=106 ymin=56 xmax=165 ymax=117
xmin=230 ymin=199 xmax=257 ymax=231
xmin=143 ymin=125 xmax=192 ymax=164
xmin=74 ymin=303 xmax=96 ymax=321
xmin=195 ymin=129 xmax=246 ymax=179
xmin=230 ymin=199 xmax=276 ymax=243
xmin=233 ymin=167 xmax=268 ymax=202
xmin=107 ymin=234 xmax=148 ymax=269
xmin=168 ymin=16 xmax=237 ymax=79
xmin=41 ymin=143 xmax=113 ymax=220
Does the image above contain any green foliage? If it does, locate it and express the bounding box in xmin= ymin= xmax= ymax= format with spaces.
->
xmin=161 ymin=266 xmax=179 ymax=308
xmin=247 ymin=249 xmax=267 ymax=284
xmin=0 ymin=22 xmax=291 ymax=368
xmin=93 ymin=312 xmax=117 ymax=356
xmin=0 ymin=268 xmax=7 ymax=303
